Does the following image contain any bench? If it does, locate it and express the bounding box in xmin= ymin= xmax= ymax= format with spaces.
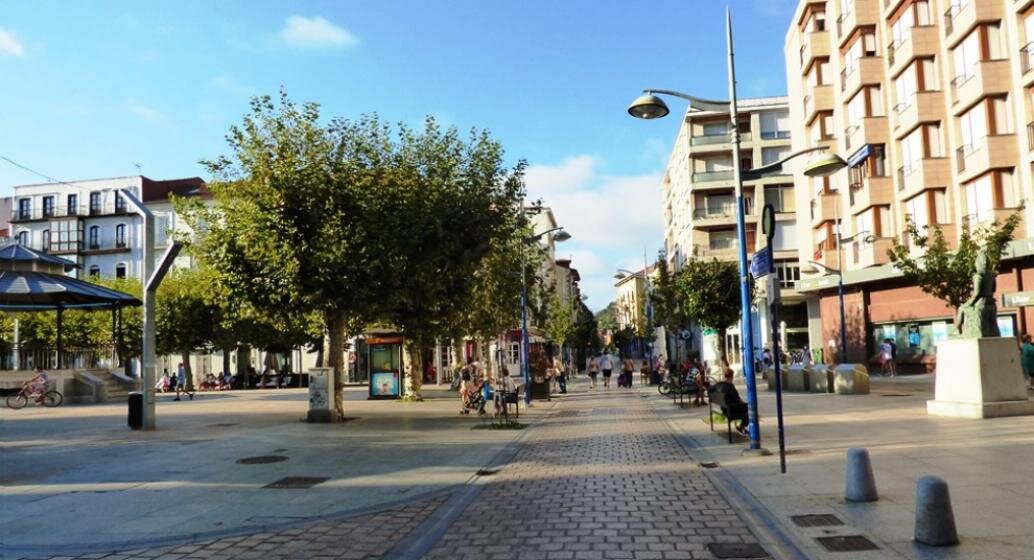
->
xmin=708 ymin=383 xmax=750 ymax=443
xmin=669 ymin=375 xmax=700 ymax=407
xmin=500 ymin=386 xmax=520 ymax=420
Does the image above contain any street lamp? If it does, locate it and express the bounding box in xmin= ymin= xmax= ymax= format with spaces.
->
xmin=807 ymin=230 xmax=872 ymax=364
xmin=627 ymin=8 xmax=846 ymax=451
xmin=521 ymin=226 xmax=570 ymax=406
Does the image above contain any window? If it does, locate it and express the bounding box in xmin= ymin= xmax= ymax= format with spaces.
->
xmin=115 ymin=263 xmax=127 ymax=279
xmin=705 ymin=194 xmax=734 ymax=216
xmin=959 ymin=103 xmax=988 ymax=154
xmin=53 ymin=220 xmax=82 ymax=253
xmin=702 ymin=122 xmax=728 ymax=137
xmin=67 ymin=194 xmax=78 ymax=216
xmin=89 ymin=225 xmax=100 ymax=249
xmin=906 ymin=189 xmax=947 ymax=228
xmin=965 ymin=171 xmax=1015 ymax=223
xmin=846 ymin=86 xmax=883 ymax=126
xmin=114 ymin=192 xmax=126 ymax=213
xmin=762 ymin=146 xmax=791 ymax=165
xmin=156 ymin=215 xmax=169 ymax=245
xmin=89 ymin=192 xmax=101 ymax=215
xmin=709 ymin=230 xmax=737 ymax=251
xmin=901 ymin=127 xmax=924 ymax=172
xmin=42 ymin=196 xmax=54 ymax=218
xmin=89 ymin=265 xmax=100 ymax=277
xmin=807 ymin=59 xmax=829 ymax=87
xmin=764 ymin=185 xmax=796 ymax=213
xmin=772 ymin=223 xmax=797 ymax=251
xmin=775 ymin=261 xmax=801 ymax=289
xmin=895 ymin=64 xmax=918 ymax=111
xmin=115 ymin=224 xmax=126 ymax=247
xmin=41 ymin=229 xmax=50 ymax=252
xmin=16 ymin=231 xmax=27 ymax=246
xmin=17 ymin=198 xmax=30 ymax=220
xmin=759 ymin=111 xmax=790 ymax=139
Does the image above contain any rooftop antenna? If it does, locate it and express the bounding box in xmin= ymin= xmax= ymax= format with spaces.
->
xmin=132 ymin=162 xmax=142 ymax=175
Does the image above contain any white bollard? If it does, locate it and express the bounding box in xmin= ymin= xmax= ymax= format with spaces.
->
xmin=844 ymin=448 xmax=878 ymax=502
xmin=914 ymin=475 xmax=959 ymax=546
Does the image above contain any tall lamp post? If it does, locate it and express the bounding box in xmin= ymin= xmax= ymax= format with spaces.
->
xmin=626 ymin=9 xmax=846 ymax=450
xmin=808 ymin=228 xmax=872 ymax=364
xmin=521 ymin=225 xmax=571 ymax=406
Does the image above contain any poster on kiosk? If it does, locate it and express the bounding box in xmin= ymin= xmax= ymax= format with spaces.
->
xmin=368 ymin=335 xmax=404 ymax=399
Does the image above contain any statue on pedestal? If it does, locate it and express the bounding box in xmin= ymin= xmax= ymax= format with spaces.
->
xmin=955 ymin=249 xmax=999 ymax=338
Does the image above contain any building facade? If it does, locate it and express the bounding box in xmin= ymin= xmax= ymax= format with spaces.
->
xmin=785 ymin=0 xmax=1034 ymax=367
xmin=661 ymin=96 xmax=810 ymax=363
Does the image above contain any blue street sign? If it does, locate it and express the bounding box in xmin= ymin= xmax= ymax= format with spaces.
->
xmin=750 ymin=246 xmax=773 ymax=279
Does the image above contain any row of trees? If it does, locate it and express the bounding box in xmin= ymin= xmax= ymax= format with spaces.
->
xmin=174 ymin=91 xmax=562 ymax=420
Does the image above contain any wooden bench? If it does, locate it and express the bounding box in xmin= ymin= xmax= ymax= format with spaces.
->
xmin=708 ymin=383 xmax=750 ymax=443
xmin=669 ymin=375 xmax=701 ymax=407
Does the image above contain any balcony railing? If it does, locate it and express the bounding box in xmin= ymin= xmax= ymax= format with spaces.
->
xmin=1022 ymin=43 xmax=1034 ymax=74
xmin=693 ymin=201 xmax=754 ymax=220
xmin=759 ymin=130 xmax=791 ymax=140
xmin=956 ymin=144 xmax=970 ymax=172
xmin=692 ymin=171 xmax=734 ymax=183
xmin=11 ymin=203 xmax=129 ymax=221
xmin=949 ymin=73 xmax=973 ymax=103
xmin=840 ymin=66 xmax=855 ymax=91
xmin=887 ymin=39 xmax=900 ymax=66
xmin=848 ymin=181 xmax=863 ymax=205
xmin=1027 ymin=120 xmax=1034 ymax=152
xmin=943 ymin=4 xmax=960 ymax=35
xmin=836 ymin=11 xmax=850 ymax=38
xmin=897 ymin=165 xmax=909 ymax=191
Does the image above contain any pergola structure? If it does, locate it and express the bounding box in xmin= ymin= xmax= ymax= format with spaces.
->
xmin=0 ymin=245 xmax=141 ymax=369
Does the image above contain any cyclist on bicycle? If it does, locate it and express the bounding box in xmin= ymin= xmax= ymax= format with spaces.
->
xmin=22 ymin=368 xmax=48 ymax=402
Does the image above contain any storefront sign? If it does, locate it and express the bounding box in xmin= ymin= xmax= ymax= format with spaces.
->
xmin=1002 ymin=291 xmax=1034 ymax=308
xmin=847 ymin=144 xmax=874 ymax=167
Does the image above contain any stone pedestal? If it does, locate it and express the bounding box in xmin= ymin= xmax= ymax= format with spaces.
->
xmin=765 ymin=367 xmax=786 ymax=392
xmin=786 ymin=365 xmax=810 ymax=392
xmin=809 ymin=365 xmax=832 ymax=393
xmin=927 ymin=337 xmax=1034 ymax=419
xmin=833 ymin=364 xmax=869 ymax=395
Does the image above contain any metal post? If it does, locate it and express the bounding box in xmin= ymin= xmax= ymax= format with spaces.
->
xmin=770 ymin=280 xmax=787 ymax=473
xmin=836 ymin=214 xmax=847 ymax=364
xmin=521 ymin=250 xmax=532 ymax=405
xmin=726 ymin=9 xmax=762 ymax=449
xmin=56 ymin=304 xmax=63 ymax=369
xmin=121 ymin=188 xmax=155 ymax=430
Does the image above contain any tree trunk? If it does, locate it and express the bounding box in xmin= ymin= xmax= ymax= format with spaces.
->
xmin=325 ymin=310 xmax=347 ymax=421
xmin=402 ymin=342 xmax=424 ymax=401
xmin=453 ymin=337 xmax=465 ymax=376
xmin=222 ymin=348 xmax=231 ymax=376
xmin=181 ymin=350 xmax=194 ymax=391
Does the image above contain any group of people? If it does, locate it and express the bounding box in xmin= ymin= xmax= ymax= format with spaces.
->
xmin=456 ymin=357 xmax=517 ymax=417
xmin=154 ymin=363 xmax=194 ymax=401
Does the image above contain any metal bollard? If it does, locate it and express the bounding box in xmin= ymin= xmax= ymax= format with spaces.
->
xmin=844 ymin=448 xmax=878 ymax=502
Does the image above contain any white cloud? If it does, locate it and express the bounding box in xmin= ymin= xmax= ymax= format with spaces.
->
xmin=525 ymin=156 xmax=664 ymax=309
xmin=278 ymin=16 xmax=359 ymax=49
xmin=126 ymin=100 xmax=172 ymax=128
xmin=208 ymin=75 xmax=257 ymax=96
xmin=0 ymin=28 xmax=25 ymax=57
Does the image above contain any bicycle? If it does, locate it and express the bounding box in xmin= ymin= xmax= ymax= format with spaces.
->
xmin=6 ymin=386 xmax=63 ymax=409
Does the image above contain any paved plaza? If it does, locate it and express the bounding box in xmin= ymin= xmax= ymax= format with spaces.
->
xmin=6 ymin=374 xmax=1034 ymax=559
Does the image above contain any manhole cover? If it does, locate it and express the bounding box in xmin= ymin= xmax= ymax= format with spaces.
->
xmin=476 ymin=468 xmax=500 ymax=476
xmin=263 ymin=476 xmax=329 ymax=489
xmin=815 ymin=535 xmax=879 ymax=552
xmin=707 ymin=543 xmax=769 ymax=558
xmin=879 ymin=393 xmax=912 ymax=397
xmin=791 ymin=514 xmax=844 ymax=527
xmin=237 ymin=455 xmax=289 ymax=465
xmin=592 ymin=408 xmax=625 ymax=416
xmin=700 ymin=462 xmax=720 ymax=469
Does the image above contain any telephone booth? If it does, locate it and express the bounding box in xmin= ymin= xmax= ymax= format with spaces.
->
xmin=367 ymin=334 xmax=404 ymax=400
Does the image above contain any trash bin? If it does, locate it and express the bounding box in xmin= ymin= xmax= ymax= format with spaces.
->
xmin=128 ymin=391 xmax=143 ymax=429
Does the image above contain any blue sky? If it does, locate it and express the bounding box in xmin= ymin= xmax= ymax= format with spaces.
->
xmin=0 ymin=0 xmax=798 ymax=310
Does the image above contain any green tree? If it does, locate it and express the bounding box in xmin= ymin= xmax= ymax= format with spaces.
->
xmin=650 ymin=256 xmax=685 ymax=359
xmin=888 ymin=210 xmax=1023 ymax=311
xmin=675 ymin=258 xmax=740 ymax=366
xmin=180 ymin=92 xmax=396 ymax=419
xmin=156 ymin=268 xmax=217 ymax=390
xmin=544 ymin=292 xmax=574 ymax=356
xmin=595 ymin=301 xmax=618 ymax=332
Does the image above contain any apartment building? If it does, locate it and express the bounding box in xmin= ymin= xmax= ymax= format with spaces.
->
xmin=785 ymin=0 xmax=1034 ymax=366
xmin=661 ymin=97 xmax=811 ymax=363
xmin=9 ymin=176 xmax=208 ymax=279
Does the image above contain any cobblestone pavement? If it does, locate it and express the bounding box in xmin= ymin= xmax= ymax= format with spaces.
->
xmin=22 ymin=496 xmax=446 ymax=560
xmin=424 ymin=389 xmax=763 ymax=560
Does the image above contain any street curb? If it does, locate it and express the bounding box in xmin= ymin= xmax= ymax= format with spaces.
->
xmin=6 ymin=403 xmax=555 ymax=559
xmin=386 ymin=406 xmax=546 ymax=559
xmin=644 ymin=388 xmax=813 ymax=560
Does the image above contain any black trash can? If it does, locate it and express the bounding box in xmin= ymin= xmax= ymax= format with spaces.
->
xmin=128 ymin=391 xmax=143 ymax=429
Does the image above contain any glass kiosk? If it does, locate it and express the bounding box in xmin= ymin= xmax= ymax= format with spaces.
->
xmin=368 ymin=335 xmax=404 ymax=399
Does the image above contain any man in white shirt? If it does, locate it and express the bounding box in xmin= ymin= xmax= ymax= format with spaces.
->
xmin=599 ymin=352 xmax=614 ymax=388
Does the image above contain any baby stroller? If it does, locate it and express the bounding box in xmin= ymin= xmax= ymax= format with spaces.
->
xmin=617 ymin=370 xmax=632 ymax=388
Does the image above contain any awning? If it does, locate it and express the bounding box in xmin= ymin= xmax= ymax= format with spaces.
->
xmin=847 ymin=144 xmax=874 ymax=168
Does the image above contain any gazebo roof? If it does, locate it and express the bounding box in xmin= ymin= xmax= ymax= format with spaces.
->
xmin=0 ymin=244 xmax=77 ymax=273
xmin=0 ymin=270 xmax=142 ymax=309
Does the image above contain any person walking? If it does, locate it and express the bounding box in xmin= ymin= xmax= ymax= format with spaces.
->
xmin=621 ymin=356 xmax=634 ymax=388
xmin=587 ymin=354 xmax=599 ymax=389
xmin=599 ymin=351 xmax=614 ymax=389
xmin=174 ymin=363 xmax=194 ymax=401
xmin=879 ymin=338 xmax=894 ymax=377
xmin=553 ymin=355 xmax=567 ymax=394
xmin=1021 ymin=334 xmax=1034 ymax=389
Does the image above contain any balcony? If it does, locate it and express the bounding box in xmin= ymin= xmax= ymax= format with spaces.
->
xmin=840 ymin=56 xmax=883 ymax=97
xmin=692 ymin=203 xmax=756 ymax=229
xmin=689 ymin=132 xmax=751 ymax=154
xmin=950 ymin=60 xmax=1011 ymax=114
xmin=887 ymin=25 xmax=939 ymax=76
xmin=851 ymin=237 xmax=895 ymax=269
xmin=81 ymin=238 xmax=132 ymax=255
xmin=836 ymin=0 xmax=879 ymax=47
xmin=810 ymin=192 xmax=840 ymax=227
xmin=956 ymin=134 xmax=1019 ymax=183
xmin=691 ymin=170 xmax=734 ymax=185
xmin=963 ymin=208 xmax=1025 ymax=230
xmin=848 ymin=175 xmax=893 ymax=211
xmin=799 ymin=31 xmax=830 ymax=74
xmin=811 ymin=243 xmax=840 ymax=271
xmin=695 ymin=246 xmax=740 ymax=260
xmin=896 ymin=157 xmax=951 ymax=199
xmin=803 ymin=84 xmax=834 ymax=124
xmin=892 ymin=91 xmax=944 ymax=138
xmin=1021 ymin=43 xmax=1034 ymax=87
xmin=844 ymin=116 xmax=889 ymax=152
xmin=944 ymin=0 xmax=1004 ymax=48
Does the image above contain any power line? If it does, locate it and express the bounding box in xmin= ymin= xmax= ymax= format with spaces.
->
xmin=0 ymin=154 xmax=101 ymax=192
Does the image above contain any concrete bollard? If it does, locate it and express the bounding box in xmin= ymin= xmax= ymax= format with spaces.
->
xmin=844 ymin=448 xmax=878 ymax=502
xmin=914 ymin=475 xmax=959 ymax=546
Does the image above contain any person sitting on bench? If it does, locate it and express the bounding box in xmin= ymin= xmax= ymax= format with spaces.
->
xmin=711 ymin=366 xmax=749 ymax=435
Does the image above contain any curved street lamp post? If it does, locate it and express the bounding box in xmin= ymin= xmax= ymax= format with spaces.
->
xmin=521 ymin=226 xmax=571 ymax=406
xmin=626 ymin=8 xmax=846 ymax=451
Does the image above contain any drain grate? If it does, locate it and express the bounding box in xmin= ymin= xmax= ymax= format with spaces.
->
xmin=209 ymin=423 xmax=239 ymax=427
xmin=263 ymin=476 xmax=329 ymax=489
xmin=815 ymin=535 xmax=879 ymax=552
xmin=700 ymin=462 xmax=720 ymax=469
xmin=791 ymin=514 xmax=844 ymax=527
xmin=476 ymin=468 xmax=500 ymax=476
xmin=707 ymin=542 xmax=770 ymax=558
xmin=237 ymin=455 xmax=289 ymax=465
xmin=879 ymin=393 xmax=912 ymax=397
